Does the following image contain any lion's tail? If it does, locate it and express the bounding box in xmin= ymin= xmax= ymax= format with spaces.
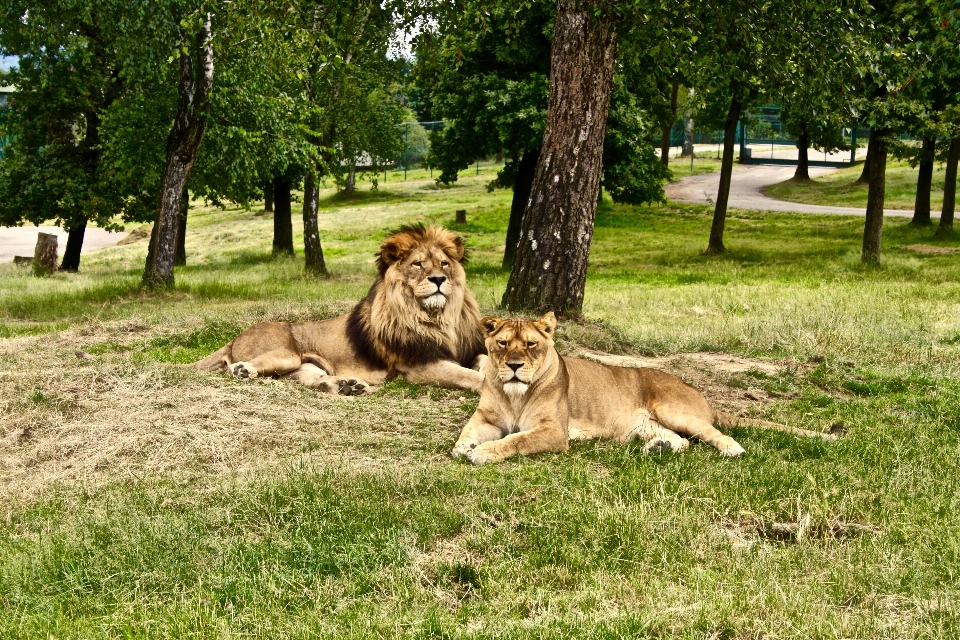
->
xmin=191 ymin=343 xmax=232 ymax=372
xmin=715 ymin=411 xmax=842 ymax=441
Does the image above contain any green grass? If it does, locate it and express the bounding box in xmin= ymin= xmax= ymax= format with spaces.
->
xmin=2 ymin=165 xmax=960 ymax=637
xmin=764 ymin=159 xmax=950 ymax=210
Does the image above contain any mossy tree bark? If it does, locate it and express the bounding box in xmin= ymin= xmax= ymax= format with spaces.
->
xmin=705 ymin=96 xmax=742 ymax=255
xmin=936 ymin=137 xmax=959 ymax=237
xmin=302 ymin=171 xmax=328 ymax=276
xmin=272 ymin=173 xmax=294 ymax=256
xmin=861 ymin=128 xmax=888 ymax=266
xmin=794 ymin=132 xmax=810 ymax=181
xmin=501 ymin=0 xmax=617 ymax=316
xmin=502 ymin=149 xmax=540 ymax=269
xmin=910 ymin=137 xmax=936 ymax=228
xmin=143 ymin=15 xmax=213 ymax=289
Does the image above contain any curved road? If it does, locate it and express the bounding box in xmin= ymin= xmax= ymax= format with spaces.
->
xmin=665 ymin=164 xmax=913 ymax=218
xmin=0 ymin=226 xmax=127 ymax=264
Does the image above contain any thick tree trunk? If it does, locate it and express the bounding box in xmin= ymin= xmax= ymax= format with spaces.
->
xmin=60 ymin=218 xmax=87 ymax=271
xmin=794 ymin=132 xmax=810 ymax=181
xmin=175 ymin=186 xmax=188 ymax=266
xmin=302 ymin=171 xmax=328 ymax=276
xmin=936 ymin=137 xmax=959 ymax=237
xmin=143 ymin=15 xmax=213 ymax=289
xmin=705 ymin=97 xmax=743 ymax=255
xmin=861 ymin=128 xmax=888 ymax=265
xmin=33 ymin=232 xmax=58 ymax=276
xmin=659 ymin=81 xmax=680 ymax=167
xmin=272 ymin=173 xmax=294 ymax=256
xmin=264 ymin=181 xmax=273 ymax=212
xmin=345 ymin=161 xmax=357 ymax=195
xmin=501 ymin=0 xmax=617 ymax=316
xmin=857 ymin=133 xmax=872 ymax=184
xmin=502 ymin=149 xmax=540 ymax=269
xmin=910 ymin=136 xmax=936 ymax=227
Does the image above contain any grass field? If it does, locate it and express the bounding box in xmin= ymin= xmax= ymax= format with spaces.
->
xmin=2 ymin=166 xmax=960 ymax=638
xmin=764 ymin=159 xmax=949 ymax=211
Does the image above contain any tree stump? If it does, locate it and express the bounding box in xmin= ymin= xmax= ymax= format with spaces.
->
xmin=33 ymin=232 xmax=59 ymax=276
xmin=13 ymin=256 xmax=32 ymax=267
xmin=455 ymin=209 xmax=467 ymax=225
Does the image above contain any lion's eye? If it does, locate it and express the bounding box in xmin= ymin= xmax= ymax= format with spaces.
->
xmin=496 ymin=340 xmax=507 ymax=348
xmin=527 ymin=341 xmax=538 ymax=348
xmin=441 ymin=261 xmax=449 ymax=268
xmin=413 ymin=261 xmax=423 ymax=268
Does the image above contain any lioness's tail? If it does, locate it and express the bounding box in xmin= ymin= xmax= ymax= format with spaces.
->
xmin=191 ymin=343 xmax=232 ymax=372
xmin=715 ymin=411 xmax=841 ymax=441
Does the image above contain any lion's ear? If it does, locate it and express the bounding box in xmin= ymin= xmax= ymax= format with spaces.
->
xmin=479 ymin=316 xmax=502 ymax=336
xmin=378 ymin=239 xmax=404 ymax=267
xmin=538 ymin=311 xmax=557 ymax=336
xmin=449 ymin=236 xmax=466 ymax=262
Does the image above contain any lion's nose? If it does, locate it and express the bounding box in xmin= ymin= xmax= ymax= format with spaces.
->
xmin=428 ymin=276 xmax=446 ymax=287
xmin=507 ymin=362 xmax=523 ymax=372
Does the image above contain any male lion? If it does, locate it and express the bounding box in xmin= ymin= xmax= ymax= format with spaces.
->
xmin=193 ymin=224 xmax=486 ymax=395
xmin=453 ymin=313 xmax=838 ymax=463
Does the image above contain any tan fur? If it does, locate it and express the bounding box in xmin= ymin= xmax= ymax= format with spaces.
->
xmin=453 ymin=313 xmax=838 ymax=463
xmin=192 ymin=225 xmax=486 ymax=395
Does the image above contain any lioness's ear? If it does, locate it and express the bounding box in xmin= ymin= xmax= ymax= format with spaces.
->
xmin=479 ymin=316 xmax=502 ymax=336
xmin=538 ymin=311 xmax=557 ymax=336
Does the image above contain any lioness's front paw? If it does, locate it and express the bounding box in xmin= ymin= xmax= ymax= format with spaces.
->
xmin=337 ymin=378 xmax=370 ymax=396
xmin=230 ymin=362 xmax=258 ymax=380
xmin=719 ymin=442 xmax=746 ymax=458
xmin=451 ymin=440 xmax=478 ymax=459
xmin=466 ymin=441 xmax=502 ymax=465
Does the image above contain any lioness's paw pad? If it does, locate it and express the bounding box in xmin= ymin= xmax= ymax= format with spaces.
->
xmin=466 ymin=442 xmax=499 ymax=465
xmin=337 ymin=379 xmax=370 ymax=396
xmin=644 ymin=439 xmax=673 ymax=455
xmin=451 ymin=441 xmax=477 ymax=458
xmin=720 ymin=442 xmax=746 ymax=458
xmin=230 ymin=362 xmax=258 ymax=380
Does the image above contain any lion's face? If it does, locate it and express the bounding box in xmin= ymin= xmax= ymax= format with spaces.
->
xmin=480 ymin=312 xmax=557 ymax=397
xmin=378 ymin=225 xmax=467 ymax=312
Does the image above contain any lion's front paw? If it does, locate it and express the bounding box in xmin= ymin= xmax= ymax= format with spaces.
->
xmin=451 ymin=439 xmax=478 ymax=459
xmin=644 ymin=438 xmax=674 ymax=455
xmin=337 ymin=378 xmax=370 ymax=396
xmin=230 ymin=362 xmax=258 ymax=380
xmin=466 ymin=441 xmax=502 ymax=465
xmin=719 ymin=442 xmax=746 ymax=458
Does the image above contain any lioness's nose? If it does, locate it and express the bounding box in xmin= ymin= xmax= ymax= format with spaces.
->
xmin=428 ymin=276 xmax=446 ymax=287
xmin=507 ymin=362 xmax=523 ymax=372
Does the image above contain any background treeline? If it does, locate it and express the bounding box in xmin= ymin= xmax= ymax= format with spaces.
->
xmin=0 ymin=0 xmax=958 ymax=310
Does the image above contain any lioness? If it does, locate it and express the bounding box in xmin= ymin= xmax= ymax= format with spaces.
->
xmin=453 ymin=313 xmax=837 ymax=463
xmin=193 ymin=224 xmax=486 ymax=395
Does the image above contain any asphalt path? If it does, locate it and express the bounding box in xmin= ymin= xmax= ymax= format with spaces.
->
xmin=664 ymin=164 xmax=914 ymax=218
xmin=0 ymin=226 xmax=127 ymax=264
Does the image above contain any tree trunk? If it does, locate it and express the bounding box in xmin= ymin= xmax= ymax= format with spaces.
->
xmin=302 ymin=171 xmax=328 ymax=276
xmin=936 ymin=137 xmax=959 ymax=237
xmin=857 ymin=133 xmax=872 ymax=184
xmin=794 ymin=132 xmax=810 ymax=181
xmin=705 ymin=96 xmax=742 ymax=255
xmin=910 ymin=136 xmax=936 ymax=227
xmin=143 ymin=15 xmax=213 ymax=289
xmin=681 ymin=90 xmax=695 ymax=157
xmin=272 ymin=173 xmax=294 ymax=256
xmin=502 ymin=149 xmax=540 ymax=269
xmin=345 ymin=161 xmax=356 ymax=195
xmin=861 ymin=128 xmax=887 ymax=265
xmin=264 ymin=181 xmax=273 ymax=212
xmin=33 ymin=232 xmax=58 ymax=276
xmin=501 ymin=0 xmax=617 ymax=316
xmin=60 ymin=218 xmax=87 ymax=271
xmin=659 ymin=81 xmax=680 ymax=167
xmin=175 ymin=186 xmax=188 ymax=266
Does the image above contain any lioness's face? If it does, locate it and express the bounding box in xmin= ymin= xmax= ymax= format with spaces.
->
xmin=379 ymin=226 xmax=466 ymax=311
xmin=480 ymin=313 xmax=557 ymax=396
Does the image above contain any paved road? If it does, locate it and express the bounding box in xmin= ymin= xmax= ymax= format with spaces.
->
xmin=665 ymin=164 xmax=913 ymax=218
xmin=0 ymin=226 xmax=127 ymax=264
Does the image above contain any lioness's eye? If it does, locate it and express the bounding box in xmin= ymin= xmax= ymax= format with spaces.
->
xmin=527 ymin=341 xmax=538 ymax=348
xmin=497 ymin=340 xmax=507 ymax=347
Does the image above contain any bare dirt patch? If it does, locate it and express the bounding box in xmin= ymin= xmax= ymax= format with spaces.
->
xmin=899 ymin=244 xmax=960 ymax=255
